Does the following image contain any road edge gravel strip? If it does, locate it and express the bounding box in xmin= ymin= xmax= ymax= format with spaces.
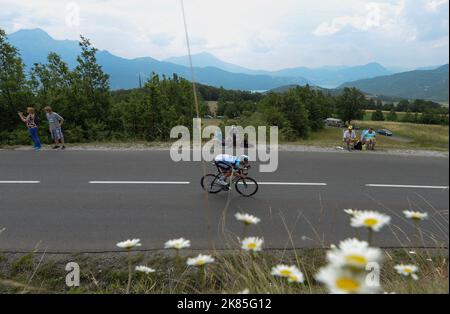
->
xmin=1 ymin=144 xmax=448 ymax=158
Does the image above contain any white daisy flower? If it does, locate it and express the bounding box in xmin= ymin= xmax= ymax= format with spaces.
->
xmin=287 ymin=269 xmax=305 ymax=283
xmin=241 ymin=237 xmax=264 ymax=252
xmin=186 ymin=254 xmax=215 ymax=266
xmin=327 ymin=238 xmax=383 ymax=269
xmin=164 ymin=238 xmax=191 ymax=250
xmin=116 ymin=238 xmax=141 ymax=249
xmin=350 ymin=211 xmax=391 ymax=232
xmin=135 ymin=265 xmax=155 ymax=274
xmin=315 ymin=265 xmax=379 ymax=294
xmin=394 ymin=264 xmax=419 ymax=280
xmin=271 ymin=264 xmax=304 ymax=283
xmin=403 ymin=211 xmax=428 ymax=221
xmin=344 ymin=209 xmax=360 ymax=216
xmin=238 ymin=289 xmax=250 ymax=294
xmin=235 ymin=213 xmax=261 ymax=225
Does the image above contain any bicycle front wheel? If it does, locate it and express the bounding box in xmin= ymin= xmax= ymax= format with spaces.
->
xmin=235 ymin=177 xmax=258 ymax=197
xmin=201 ymin=174 xmax=223 ymax=194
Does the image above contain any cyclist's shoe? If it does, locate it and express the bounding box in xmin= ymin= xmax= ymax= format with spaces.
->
xmin=218 ymin=178 xmax=228 ymax=186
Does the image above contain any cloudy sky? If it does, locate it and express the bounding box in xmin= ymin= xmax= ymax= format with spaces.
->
xmin=0 ymin=0 xmax=448 ymax=70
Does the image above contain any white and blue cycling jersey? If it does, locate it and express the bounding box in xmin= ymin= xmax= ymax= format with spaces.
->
xmin=214 ymin=154 xmax=242 ymax=169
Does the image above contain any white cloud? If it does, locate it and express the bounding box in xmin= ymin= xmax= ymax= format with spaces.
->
xmin=0 ymin=0 xmax=448 ymax=69
xmin=313 ymin=1 xmax=404 ymax=36
xmin=150 ymin=33 xmax=175 ymax=47
xmin=425 ymin=0 xmax=449 ymax=11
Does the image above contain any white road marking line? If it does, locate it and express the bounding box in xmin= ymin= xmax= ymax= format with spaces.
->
xmin=366 ymin=184 xmax=449 ymax=189
xmin=0 ymin=181 xmax=40 ymax=184
xmin=89 ymin=181 xmax=191 ymax=185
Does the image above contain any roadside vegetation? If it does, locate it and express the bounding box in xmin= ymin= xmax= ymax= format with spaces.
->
xmin=0 ymin=208 xmax=448 ymax=294
xmin=0 ymin=249 xmax=447 ymax=294
xmin=287 ymin=121 xmax=449 ymax=151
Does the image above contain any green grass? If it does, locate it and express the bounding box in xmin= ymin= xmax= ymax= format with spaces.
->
xmin=287 ymin=121 xmax=449 ymax=151
xmin=363 ymin=110 xmax=416 ymax=121
xmin=0 ymin=249 xmax=447 ymax=294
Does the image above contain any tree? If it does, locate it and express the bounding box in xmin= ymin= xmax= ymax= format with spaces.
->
xmin=386 ymin=109 xmax=398 ymax=121
xmin=0 ymin=28 xmax=32 ymax=131
xmin=336 ymin=87 xmax=366 ymax=124
xmin=371 ymin=108 xmax=385 ymax=121
xmin=30 ymin=52 xmax=74 ymax=114
xmin=73 ymin=36 xmax=111 ymax=138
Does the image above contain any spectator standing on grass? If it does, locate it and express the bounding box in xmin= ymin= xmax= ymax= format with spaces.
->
xmin=18 ymin=107 xmax=41 ymax=151
xmin=343 ymin=125 xmax=357 ymax=151
xmin=362 ymin=127 xmax=377 ymax=150
xmin=44 ymin=106 xmax=66 ymax=150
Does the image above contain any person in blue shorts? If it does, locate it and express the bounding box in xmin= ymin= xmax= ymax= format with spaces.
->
xmin=362 ymin=127 xmax=377 ymax=150
xmin=44 ymin=106 xmax=65 ymax=150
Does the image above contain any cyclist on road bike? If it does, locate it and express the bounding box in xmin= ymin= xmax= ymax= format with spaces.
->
xmin=214 ymin=154 xmax=249 ymax=186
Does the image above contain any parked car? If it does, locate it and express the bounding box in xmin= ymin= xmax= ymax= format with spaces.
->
xmin=377 ymin=129 xmax=393 ymax=137
xmin=324 ymin=118 xmax=345 ymax=127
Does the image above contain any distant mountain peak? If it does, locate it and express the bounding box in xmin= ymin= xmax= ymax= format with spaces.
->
xmin=9 ymin=28 xmax=53 ymax=40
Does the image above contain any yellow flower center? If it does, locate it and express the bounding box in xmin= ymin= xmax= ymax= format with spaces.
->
xmin=195 ymin=260 xmax=206 ymax=266
xmin=404 ymin=268 xmax=413 ymax=273
xmin=289 ymin=274 xmax=298 ymax=282
xmin=346 ymin=255 xmax=368 ymax=266
xmin=280 ymin=270 xmax=292 ymax=277
xmin=336 ymin=278 xmax=360 ymax=293
xmin=363 ymin=218 xmax=379 ymax=227
xmin=247 ymin=243 xmax=257 ymax=249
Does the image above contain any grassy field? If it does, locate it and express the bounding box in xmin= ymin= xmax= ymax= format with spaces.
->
xmin=0 ymin=248 xmax=447 ymax=294
xmin=202 ymin=117 xmax=448 ymax=151
xmin=363 ymin=110 xmax=416 ymax=121
xmin=290 ymin=121 xmax=449 ymax=151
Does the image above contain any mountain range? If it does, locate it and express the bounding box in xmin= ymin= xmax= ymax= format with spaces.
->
xmin=7 ymin=29 xmax=307 ymax=90
xmin=6 ymin=29 xmax=449 ymax=101
xmin=165 ymin=53 xmax=393 ymax=88
xmin=340 ymin=64 xmax=449 ymax=102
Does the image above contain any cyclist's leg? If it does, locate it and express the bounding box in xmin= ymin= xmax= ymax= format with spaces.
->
xmin=215 ymin=161 xmax=231 ymax=185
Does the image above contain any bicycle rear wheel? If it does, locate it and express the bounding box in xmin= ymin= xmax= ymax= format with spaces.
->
xmin=235 ymin=177 xmax=258 ymax=197
xmin=200 ymin=174 xmax=223 ymax=194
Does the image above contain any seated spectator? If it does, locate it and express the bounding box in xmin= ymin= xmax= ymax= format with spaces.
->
xmin=343 ymin=125 xmax=357 ymax=151
xmin=362 ymin=127 xmax=377 ymax=150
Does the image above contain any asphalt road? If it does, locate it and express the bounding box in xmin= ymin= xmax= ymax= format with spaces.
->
xmin=0 ymin=149 xmax=448 ymax=252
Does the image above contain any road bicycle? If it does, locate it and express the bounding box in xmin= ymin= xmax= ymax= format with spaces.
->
xmin=200 ymin=163 xmax=259 ymax=197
